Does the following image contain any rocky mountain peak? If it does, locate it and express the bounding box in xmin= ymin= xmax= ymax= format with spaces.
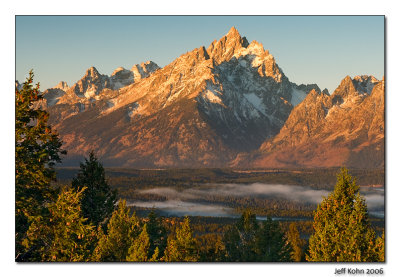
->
xmin=111 ymin=67 xmax=127 ymax=76
xmin=296 ymin=88 xmax=330 ymax=107
xmin=225 ymin=26 xmax=242 ymax=41
xmin=207 ymin=27 xmax=249 ymax=64
xmin=84 ymin=66 xmax=100 ymax=79
xmin=340 ymin=75 xmax=355 ymax=88
xmin=141 ymin=61 xmax=160 ymax=72
xmin=110 ymin=67 xmax=134 ymax=90
xmin=54 ymin=81 xmax=69 ymax=91
xmin=353 ymin=75 xmax=380 ymax=94
xmin=331 ymin=75 xmax=380 ymax=107
xmin=131 ymin=61 xmax=160 ymax=82
xmin=331 ymin=75 xmax=357 ymax=101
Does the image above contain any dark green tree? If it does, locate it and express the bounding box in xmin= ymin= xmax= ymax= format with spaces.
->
xmin=92 ymin=200 xmax=140 ymax=261
xmin=146 ymin=210 xmax=167 ymax=258
xmin=307 ymin=168 xmax=380 ymax=262
xmin=222 ymin=210 xmax=292 ymax=262
xmin=22 ymin=187 xmax=96 ymax=261
xmin=72 ymin=151 xmax=117 ymax=227
xmin=197 ymin=233 xmax=225 ymax=262
xmin=15 ymin=71 xmax=66 ymax=261
xmin=164 ymin=217 xmax=198 ymax=262
xmin=222 ymin=209 xmax=259 ymax=261
xmin=255 ymin=217 xmax=292 ymax=262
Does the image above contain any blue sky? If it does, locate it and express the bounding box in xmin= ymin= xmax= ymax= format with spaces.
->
xmin=16 ymin=16 xmax=384 ymax=93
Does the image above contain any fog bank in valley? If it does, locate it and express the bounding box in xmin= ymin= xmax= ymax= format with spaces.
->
xmin=128 ymin=183 xmax=384 ymax=218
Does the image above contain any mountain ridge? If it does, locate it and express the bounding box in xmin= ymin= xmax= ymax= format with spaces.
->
xmin=17 ymin=27 xmax=383 ymax=168
xmin=230 ymin=75 xmax=384 ymax=168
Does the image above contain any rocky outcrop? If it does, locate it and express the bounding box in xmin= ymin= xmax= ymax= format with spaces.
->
xmin=237 ymin=76 xmax=384 ymax=168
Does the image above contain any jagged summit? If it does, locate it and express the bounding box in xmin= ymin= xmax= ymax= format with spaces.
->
xmin=227 ymin=26 xmax=240 ymax=36
xmin=54 ymin=81 xmax=69 ymax=91
xmin=353 ymin=75 xmax=379 ymax=94
xmin=330 ymin=75 xmax=380 ymax=107
xmin=131 ymin=61 xmax=160 ymax=82
xmin=322 ymin=88 xmax=329 ymax=95
xmin=225 ymin=26 xmax=244 ymax=42
xmin=207 ymin=27 xmax=249 ymax=64
xmin=85 ymin=66 xmax=100 ymax=78
xmin=111 ymin=67 xmax=127 ymax=76
xmin=333 ymin=75 xmax=379 ymax=96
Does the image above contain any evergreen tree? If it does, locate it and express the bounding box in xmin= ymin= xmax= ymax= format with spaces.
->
xmin=255 ymin=217 xmax=292 ymax=262
xmin=22 ymin=187 xmax=96 ymax=261
xmin=72 ymin=151 xmax=117 ymax=227
xmin=164 ymin=217 xmax=198 ymax=262
xmin=287 ymin=222 xmax=305 ymax=262
xmin=92 ymin=200 xmax=140 ymax=261
xmin=221 ymin=220 xmax=242 ymax=261
xmin=222 ymin=210 xmax=292 ymax=262
xmin=197 ymin=233 xmax=225 ymax=262
xmin=15 ymin=71 xmax=66 ymax=261
xmin=146 ymin=210 xmax=167 ymax=257
xmin=222 ymin=209 xmax=259 ymax=261
xmin=307 ymin=168 xmax=380 ymax=262
xmin=126 ymin=224 xmax=160 ymax=262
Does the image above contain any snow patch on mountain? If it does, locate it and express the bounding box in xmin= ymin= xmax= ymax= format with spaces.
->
xmin=243 ymin=93 xmax=266 ymax=116
xmin=290 ymin=87 xmax=308 ymax=106
xmin=84 ymin=87 xmax=97 ymax=98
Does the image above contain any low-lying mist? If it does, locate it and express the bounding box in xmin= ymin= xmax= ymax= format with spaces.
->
xmin=127 ymin=183 xmax=384 ymax=218
xmin=128 ymin=200 xmax=235 ymax=217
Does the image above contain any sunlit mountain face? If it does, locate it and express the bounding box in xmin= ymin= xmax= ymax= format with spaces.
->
xmin=33 ymin=27 xmax=383 ymax=168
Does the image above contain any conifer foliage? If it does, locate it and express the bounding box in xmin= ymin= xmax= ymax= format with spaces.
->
xmin=307 ymin=168 xmax=382 ymax=262
xmin=287 ymin=223 xmax=306 ymax=262
xmin=255 ymin=217 xmax=292 ymax=262
xmin=72 ymin=151 xmax=117 ymax=227
xmin=15 ymin=71 xmax=66 ymax=260
xmin=222 ymin=209 xmax=258 ymax=261
xmin=22 ymin=187 xmax=96 ymax=261
xmin=164 ymin=217 xmax=198 ymax=262
xmin=222 ymin=210 xmax=292 ymax=262
xmin=126 ymin=224 xmax=160 ymax=262
xmin=146 ymin=210 xmax=167 ymax=258
xmin=93 ymin=200 xmax=140 ymax=261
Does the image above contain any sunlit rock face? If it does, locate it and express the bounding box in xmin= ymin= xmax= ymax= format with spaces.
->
xmin=32 ymin=27 xmax=382 ymax=168
xmin=238 ymin=76 xmax=384 ymax=168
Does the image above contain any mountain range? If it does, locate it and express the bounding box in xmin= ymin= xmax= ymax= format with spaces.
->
xmin=19 ymin=27 xmax=384 ymax=168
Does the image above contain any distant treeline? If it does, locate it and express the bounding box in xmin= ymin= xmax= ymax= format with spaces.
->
xmin=54 ymin=167 xmax=384 ymax=219
xmin=56 ymin=167 xmax=384 ymax=189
